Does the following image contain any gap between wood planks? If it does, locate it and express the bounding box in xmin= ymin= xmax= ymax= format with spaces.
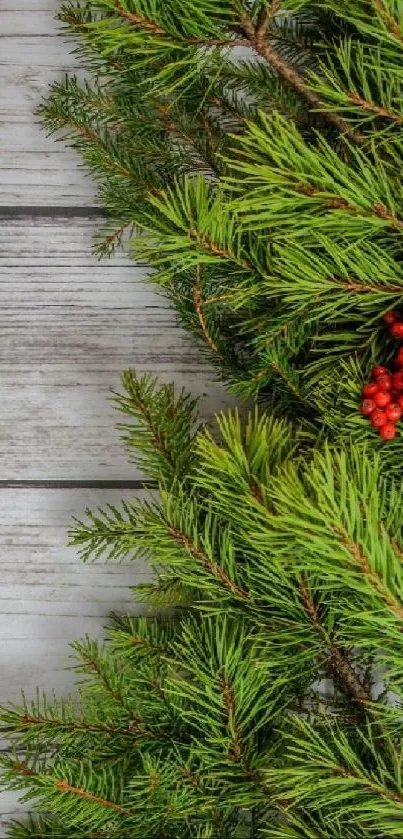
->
xmin=0 ymin=480 xmax=150 ymax=489
xmin=0 ymin=204 xmax=159 ymax=489
xmin=0 ymin=206 xmax=105 ymax=219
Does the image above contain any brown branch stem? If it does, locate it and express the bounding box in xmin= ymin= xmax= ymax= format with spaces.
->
xmin=299 ymin=580 xmax=370 ymax=707
xmin=271 ymin=361 xmax=312 ymax=410
xmin=127 ymin=378 xmax=176 ymax=470
xmin=371 ymin=0 xmax=403 ymax=44
xmin=188 ymin=227 xmax=254 ymax=272
xmin=103 ymin=221 xmax=134 ymax=249
xmin=348 ymin=92 xmax=403 ymax=124
xmin=20 ymin=714 xmax=130 ymax=737
xmin=336 ymin=528 xmax=403 ymax=621
xmin=240 ymin=12 xmax=363 ymax=144
xmin=293 ymin=181 xmax=403 ymax=232
xmin=56 ymin=780 xmax=133 ymax=815
xmin=193 ymin=266 xmax=219 ymax=353
xmin=219 ymin=676 xmax=242 ymax=761
xmin=114 ymin=1 xmax=248 ymax=46
xmin=169 ymin=525 xmax=249 ymax=600
xmin=334 ymin=766 xmax=403 ymax=807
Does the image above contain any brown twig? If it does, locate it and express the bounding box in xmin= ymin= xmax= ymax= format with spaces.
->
xmin=220 ymin=676 xmax=242 ymax=761
xmin=271 ymin=361 xmax=312 ymax=409
xmin=256 ymin=1 xmax=280 ymax=41
xmin=56 ymin=780 xmax=133 ymax=815
xmin=291 ymin=181 xmax=403 ymax=232
xmin=299 ymin=580 xmax=370 ymax=707
xmin=336 ymin=528 xmax=403 ymax=622
xmin=234 ymin=478 xmax=370 ymax=709
xmin=14 ymin=759 xmax=35 ymax=777
xmin=348 ymin=92 xmax=403 ymax=124
xmin=169 ymin=525 xmax=249 ymax=600
xmin=240 ymin=12 xmax=364 ymax=144
xmin=114 ymin=1 xmax=248 ymax=46
xmin=373 ymin=202 xmax=403 ymax=230
xmin=21 ymin=714 xmax=130 ymax=737
xmin=113 ymin=2 xmax=168 ymax=34
xmin=334 ymin=765 xmax=403 ymax=806
xmin=188 ymin=227 xmax=253 ymax=272
xmin=79 ymin=652 xmax=158 ymax=738
xmin=157 ymin=103 xmax=217 ymax=173
xmin=331 ymin=276 xmax=403 ymax=294
xmin=371 ymin=0 xmax=403 ymax=44
xmin=193 ymin=266 xmax=219 ymax=353
xmin=128 ymin=378 xmax=176 ymax=469
xmin=103 ymin=221 xmax=134 ymax=250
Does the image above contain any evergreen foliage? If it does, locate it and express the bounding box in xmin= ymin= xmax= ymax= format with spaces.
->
xmin=39 ymin=0 xmax=403 ymax=404
xmin=2 ymin=372 xmax=403 ymax=837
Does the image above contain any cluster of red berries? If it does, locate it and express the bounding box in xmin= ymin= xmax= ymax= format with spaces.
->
xmin=360 ymin=311 xmax=403 ymax=440
xmin=384 ymin=309 xmax=403 ymax=338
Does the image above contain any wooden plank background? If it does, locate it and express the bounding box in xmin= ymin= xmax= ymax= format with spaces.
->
xmin=0 ymin=2 xmax=230 ymax=829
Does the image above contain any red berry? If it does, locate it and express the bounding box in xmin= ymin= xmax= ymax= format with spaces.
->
xmin=391 ymin=322 xmax=403 ymax=338
xmin=398 ymin=396 xmax=403 ymax=409
xmin=393 ymin=372 xmax=403 ymax=391
xmin=374 ymin=390 xmax=391 ymax=408
xmin=390 ymin=388 xmax=400 ymax=399
xmin=385 ymin=403 xmax=402 ymax=422
xmin=375 ymin=374 xmax=392 ymax=391
xmin=360 ymin=399 xmax=376 ymax=416
xmin=397 ymin=348 xmax=403 ymax=366
xmin=379 ymin=422 xmax=397 ymax=440
xmin=384 ymin=311 xmax=398 ymax=325
xmin=372 ymin=366 xmax=389 ymax=379
xmin=362 ymin=382 xmax=379 ymax=397
xmin=371 ymin=409 xmax=387 ymax=427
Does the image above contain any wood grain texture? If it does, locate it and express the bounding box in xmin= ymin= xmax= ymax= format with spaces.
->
xmin=0 ymin=215 xmax=233 ymax=480
xmin=0 ymin=484 xmax=145 ymax=825
xmin=0 ymin=486 xmax=146 ymax=702
xmin=1 ymin=4 xmax=96 ymax=206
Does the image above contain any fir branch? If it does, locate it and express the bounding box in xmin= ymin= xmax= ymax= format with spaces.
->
xmin=348 ymin=91 xmax=403 ymax=124
xmin=168 ymin=524 xmax=249 ymax=600
xmin=335 ymin=526 xmax=403 ymax=621
xmin=113 ymin=1 xmax=166 ymax=35
xmin=193 ymin=267 xmax=219 ymax=353
xmin=219 ymin=676 xmax=242 ymax=762
xmin=113 ymin=0 xmax=249 ymax=46
xmin=255 ymin=2 xmax=279 ymax=42
xmin=299 ymin=580 xmax=370 ymax=708
xmin=14 ymin=714 xmax=130 ymax=738
xmin=113 ymin=369 xmax=199 ymax=482
xmin=371 ymin=0 xmax=403 ymax=44
xmin=187 ymin=226 xmax=254 ymax=273
xmin=54 ymin=780 xmax=132 ymax=816
xmin=72 ymin=643 xmax=133 ymax=711
xmin=239 ymin=11 xmax=363 ymax=143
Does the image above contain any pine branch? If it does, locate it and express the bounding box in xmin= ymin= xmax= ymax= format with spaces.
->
xmin=239 ymin=10 xmax=364 ymax=143
xmin=371 ymin=0 xmax=403 ymax=44
xmin=112 ymin=369 xmax=199 ymax=482
xmin=167 ymin=522 xmax=249 ymax=601
xmin=193 ymin=266 xmax=219 ymax=353
xmin=299 ymin=580 xmax=370 ymax=708
xmin=113 ymin=0 xmax=249 ymax=47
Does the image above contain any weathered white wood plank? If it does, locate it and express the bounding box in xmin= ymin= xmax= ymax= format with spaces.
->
xmin=0 ymin=486 xmax=146 ymax=702
xmin=0 ymin=216 xmax=233 ymax=480
xmin=0 ymin=483 xmax=145 ymax=829
xmin=0 ymin=804 xmax=28 ymax=835
xmin=1 ymin=3 xmax=96 ymax=205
